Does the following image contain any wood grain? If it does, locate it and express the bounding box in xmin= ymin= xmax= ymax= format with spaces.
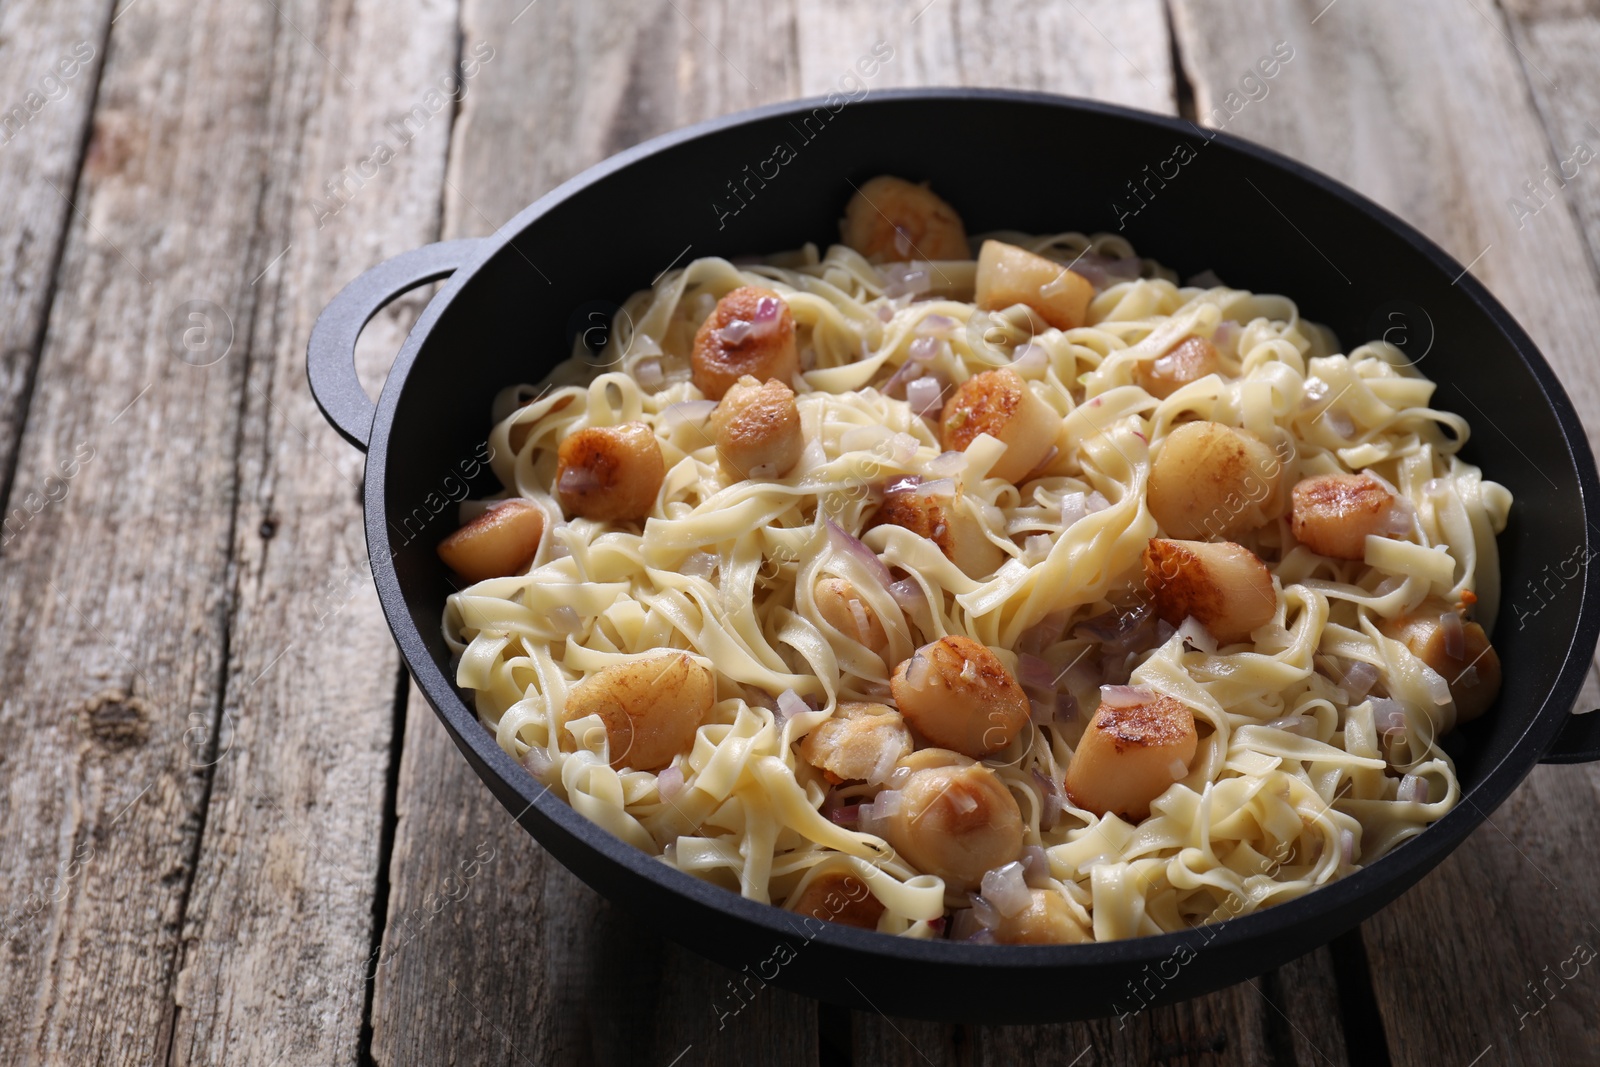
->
xmin=1168 ymin=1 xmax=1600 ymax=1063
xmin=0 ymin=0 xmax=278 ymax=1057
xmin=0 ymin=0 xmax=111 ymax=539
xmin=161 ymin=0 xmax=460 ymax=1063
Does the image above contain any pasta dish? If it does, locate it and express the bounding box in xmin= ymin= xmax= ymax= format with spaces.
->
xmin=437 ymin=175 xmax=1508 ymax=943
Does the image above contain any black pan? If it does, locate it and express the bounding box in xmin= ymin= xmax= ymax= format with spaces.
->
xmin=307 ymin=89 xmax=1600 ymax=1023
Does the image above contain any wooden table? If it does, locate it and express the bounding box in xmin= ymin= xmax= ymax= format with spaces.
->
xmin=3 ymin=1 xmax=1599 ymax=1063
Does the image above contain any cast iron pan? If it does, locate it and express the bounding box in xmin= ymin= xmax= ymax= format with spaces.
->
xmin=307 ymin=89 xmax=1600 ymax=1023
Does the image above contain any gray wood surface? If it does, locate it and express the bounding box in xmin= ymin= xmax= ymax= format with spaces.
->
xmin=0 ymin=1 xmax=1595 ymax=1064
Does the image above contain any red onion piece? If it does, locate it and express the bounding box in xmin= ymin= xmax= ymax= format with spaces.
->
xmin=1017 ymin=653 xmax=1057 ymax=691
xmin=753 ymin=295 xmax=782 ymax=323
xmin=825 ymin=519 xmax=894 ymax=590
xmin=915 ymin=313 xmax=957 ymax=338
xmin=1458 ymin=665 xmax=1480 ymax=689
xmin=1099 ymin=684 xmax=1152 ymax=708
xmin=1059 ymin=492 xmax=1088 ymax=528
xmin=968 ymin=891 xmax=1002 ymax=930
xmin=1020 ymin=845 xmax=1052 ymax=889
xmin=657 ymin=763 xmax=685 ymax=802
xmin=1016 ymin=612 xmax=1068 ymax=657
xmin=1074 ymin=601 xmax=1155 ymax=658
xmin=908 ymin=336 xmax=941 ymax=363
xmin=1032 ymin=769 xmax=1065 ymax=831
xmin=928 ymin=450 xmax=967 ymax=478
xmin=1369 ymin=697 xmax=1406 ymax=732
xmin=1340 ymin=660 xmax=1379 ymax=700
xmin=636 ymin=357 xmax=664 ymax=388
xmin=980 ymin=862 xmax=1032 ymax=918
xmin=1384 ymin=498 xmax=1417 ymax=536
xmin=1086 ymin=490 xmax=1111 ymax=513
xmin=1441 ymin=611 xmax=1466 ymax=660
xmin=550 ymin=605 xmax=582 ymax=634
xmin=717 ymin=318 xmax=753 ymax=345
xmin=882 ymin=358 xmax=924 ymax=399
xmin=906 ymin=376 xmax=944 ymax=416
xmin=883 ymin=474 xmax=922 ymax=495
xmin=828 ymin=803 xmax=862 ymax=827
xmin=1188 ymin=268 xmax=1225 ymax=289
xmin=775 ymin=688 xmax=811 ymax=726
xmin=1397 ymin=774 xmax=1429 ymax=804
xmin=523 ymin=745 xmax=555 ymax=779
xmin=914 ymin=477 xmax=956 ymax=499
xmin=857 ymin=789 xmax=902 ymax=837
xmin=881 ymin=262 xmax=931 ymax=297
xmin=1212 ymin=319 xmax=1239 ymax=349
xmin=888 ymin=578 xmax=926 ymax=612
xmin=1265 ymin=715 xmax=1313 ymax=736
xmin=876 ymin=304 xmax=895 ymax=323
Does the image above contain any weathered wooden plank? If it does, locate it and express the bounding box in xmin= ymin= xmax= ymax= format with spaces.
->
xmin=0 ymin=0 xmax=111 ymax=538
xmin=371 ymin=2 xmax=821 ymax=1063
xmin=792 ymin=0 xmax=1174 ymax=112
xmin=160 ymin=0 xmax=461 ymax=1063
xmin=1169 ymin=2 xmax=1600 ymax=1063
xmin=0 ymin=0 xmax=276 ymax=1057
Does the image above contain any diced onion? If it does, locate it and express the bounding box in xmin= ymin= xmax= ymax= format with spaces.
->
xmin=1265 ymin=715 xmax=1313 ymax=736
xmin=1017 ymin=612 xmax=1068 ymax=657
xmin=1212 ymin=319 xmax=1239 ymax=349
xmin=775 ymin=688 xmax=810 ymax=726
xmin=1419 ymin=664 xmax=1453 ymax=706
xmin=876 ymin=304 xmax=895 ymax=322
xmin=1032 ymin=770 xmax=1065 ymax=831
xmin=882 ymin=357 xmax=924 ymax=399
xmin=915 ymin=477 xmax=956 ymax=499
xmin=916 ymin=313 xmax=957 ymax=337
xmin=928 ymin=450 xmax=967 ymax=477
xmin=753 ymin=294 xmax=782 ymax=324
xmin=1017 ymin=653 xmax=1057 ymax=691
xmin=857 ymin=789 xmax=901 ymax=837
xmin=1024 ymin=533 xmax=1052 ymax=564
xmin=1099 ymin=684 xmax=1151 ymax=708
xmin=906 ymin=376 xmax=944 ymax=416
xmin=1168 ymin=758 xmax=1188 ymax=781
xmin=1397 ymin=774 xmax=1429 ymax=804
xmin=1341 ymin=660 xmax=1379 ymax=700
xmin=825 ymin=519 xmax=894 ymax=590
xmin=867 ymin=740 xmax=901 ymax=786
xmin=1458 ymin=665 xmax=1480 ymax=689
xmin=908 ymin=336 xmax=941 ymax=363
xmin=717 ymin=319 xmax=753 ymax=345
xmin=1441 ymin=611 xmax=1466 ymax=660
xmin=888 ymin=578 xmax=926 ymax=612
xmin=1086 ymin=491 xmax=1111 ymax=513
xmin=1369 ymin=697 xmax=1407 ymax=732
xmin=980 ymin=862 xmax=1032 ymax=918
xmin=1059 ymin=492 xmax=1088 ymax=528
xmin=1021 ymin=845 xmax=1052 ymax=888
xmin=557 ymin=465 xmax=601 ymax=495
xmin=1177 ymin=616 xmax=1218 ymax=655
xmin=828 ymin=803 xmax=861 ymax=827
xmin=968 ymin=893 xmax=1002 ymax=930
xmin=636 ymin=358 xmax=664 ymax=388
xmin=657 ymin=763 xmax=685 ymax=802
xmin=523 ymin=745 xmax=555 ymax=779
xmin=550 ymin=605 xmax=582 ymax=634
xmin=882 ymin=262 xmax=932 ymax=297
xmin=950 ymin=789 xmax=978 ymax=815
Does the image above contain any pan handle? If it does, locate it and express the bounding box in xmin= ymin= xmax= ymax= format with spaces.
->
xmin=307 ymin=239 xmax=482 ymax=452
xmin=1541 ymin=710 xmax=1600 ymax=764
